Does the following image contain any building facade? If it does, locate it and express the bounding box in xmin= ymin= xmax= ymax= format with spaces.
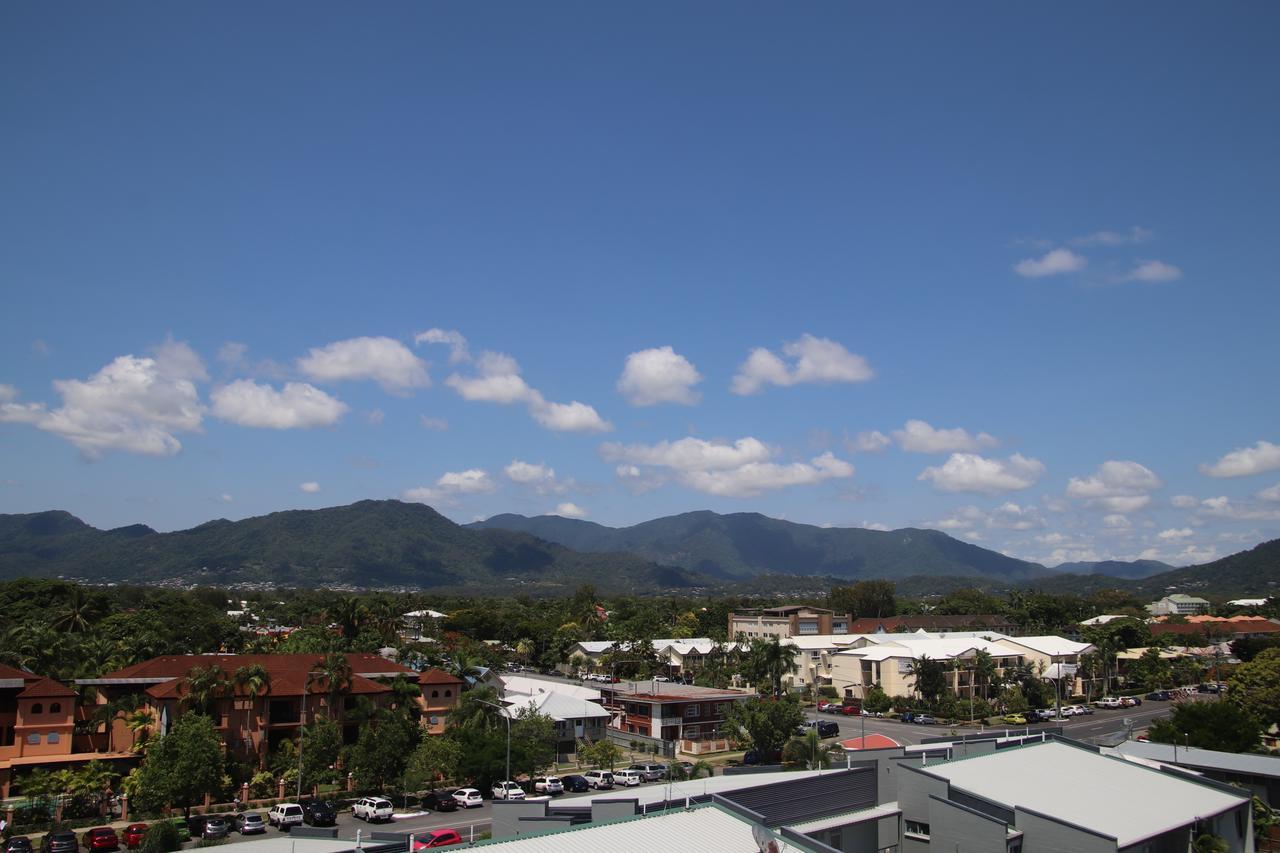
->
xmin=598 ymin=682 xmax=754 ymax=750
xmin=729 ymin=606 xmax=852 ymax=639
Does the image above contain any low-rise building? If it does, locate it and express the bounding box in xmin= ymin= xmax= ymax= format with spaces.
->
xmin=828 ymin=634 xmax=1025 ymax=701
xmin=729 ymin=606 xmax=852 ymax=639
xmin=1108 ymin=739 xmax=1280 ymax=808
xmin=1147 ymin=594 xmax=1211 ymax=616
xmin=598 ymin=681 xmax=754 ymax=753
xmin=418 ymin=668 xmax=465 ymax=735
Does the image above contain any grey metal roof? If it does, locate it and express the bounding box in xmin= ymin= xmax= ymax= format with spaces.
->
xmin=1111 ymin=740 xmax=1280 ymax=778
xmin=717 ymin=767 xmax=876 ymax=827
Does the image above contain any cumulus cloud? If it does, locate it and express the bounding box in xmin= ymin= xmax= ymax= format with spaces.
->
xmin=892 ymin=419 xmax=998 ymax=453
xmin=1158 ymin=527 xmax=1194 ymax=541
xmin=932 ymin=502 xmax=1045 ymax=533
xmin=0 ymin=342 xmax=206 ymax=458
xmin=402 ymin=468 xmax=496 ymax=506
xmin=858 ymin=521 xmax=891 ymax=532
xmin=918 ymin=453 xmax=1045 ymax=494
xmin=730 ymin=334 xmax=873 ymax=395
xmin=848 ymin=430 xmax=891 ymax=453
xmin=0 ymin=385 xmax=16 ymax=403
xmin=1066 ymin=460 xmax=1163 ymax=512
xmin=601 ymin=437 xmax=854 ymax=498
xmin=210 ymin=380 xmax=348 ymax=429
xmin=1200 ymin=441 xmax=1280 ymax=478
xmin=1258 ymin=483 xmax=1280 ymax=502
xmin=419 ymin=416 xmax=448 ymax=431
xmin=217 ymin=342 xmax=250 ymax=369
xmin=617 ymin=346 xmax=702 ymax=406
xmin=1013 ymin=248 xmax=1087 ymax=278
xmin=414 ymin=328 xmax=470 ymax=363
xmin=1122 ymin=260 xmax=1182 ymax=283
xmin=1198 ymin=496 xmax=1280 ymax=522
xmin=504 ymin=460 xmax=567 ymax=494
xmin=1171 ymin=494 xmax=1199 ymax=508
xmin=553 ymin=502 xmax=587 ymax=519
xmin=299 ymin=482 xmax=321 ymax=494
xmin=298 ymin=336 xmax=429 ymax=394
xmin=1102 ymin=514 xmax=1132 ymax=530
xmin=1071 ymin=226 xmax=1153 ymax=246
xmin=531 ymin=399 xmax=612 ymax=433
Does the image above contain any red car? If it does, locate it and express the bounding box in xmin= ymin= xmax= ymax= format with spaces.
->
xmin=412 ymin=830 xmax=461 ymax=849
xmin=121 ymin=826 xmax=147 ymax=850
xmin=835 ymin=704 xmax=861 ymax=716
xmin=82 ymin=829 xmax=120 ymax=852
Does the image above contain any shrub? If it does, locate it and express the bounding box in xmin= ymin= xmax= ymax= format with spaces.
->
xmin=817 ymin=686 xmax=838 ymax=700
xmin=138 ymin=820 xmax=180 ymax=853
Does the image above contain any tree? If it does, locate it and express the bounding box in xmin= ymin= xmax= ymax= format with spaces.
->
xmin=1148 ymin=700 xmax=1262 ymax=754
xmin=1227 ymin=648 xmax=1280 ymax=729
xmin=348 ymin=714 xmax=417 ymax=792
xmin=783 ymin=730 xmax=832 ymax=770
xmin=306 ymin=652 xmax=353 ymax=720
xmin=863 ymin=684 xmax=892 ymax=715
xmin=179 ymin=665 xmax=227 ymax=716
xmin=131 ymin=713 xmax=222 ymax=816
xmin=299 ymin=717 xmax=342 ymax=790
xmin=741 ymin=637 xmax=798 ymax=697
xmin=909 ymin=656 xmax=948 ymax=704
xmin=403 ymin=736 xmax=462 ymax=791
xmin=828 ymin=581 xmax=896 ymax=620
xmin=972 ymin=650 xmax=998 ymax=705
xmin=1129 ymin=648 xmax=1173 ymax=692
xmin=576 ymin=737 xmax=623 ymax=771
xmin=725 ymin=697 xmax=804 ymax=760
xmin=510 ymin=705 xmax=557 ymax=779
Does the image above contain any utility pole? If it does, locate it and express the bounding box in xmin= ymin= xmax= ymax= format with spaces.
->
xmin=476 ymin=699 xmax=512 ymax=784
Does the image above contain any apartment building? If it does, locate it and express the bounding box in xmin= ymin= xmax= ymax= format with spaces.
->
xmin=1147 ymin=594 xmax=1211 ymax=616
xmin=828 ymin=634 xmax=1026 ymax=701
xmin=729 ymin=606 xmax=852 ymax=639
xmin=598 ymin=681 xmax=754 ymax=751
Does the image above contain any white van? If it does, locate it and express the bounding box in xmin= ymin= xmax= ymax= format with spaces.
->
xmin=613 ymin=769 xmax=643 ymax=787
xmin=267 ymin=803 xmax=303 ymax=830
xmin=583 ymin=770 xmax=615 ymax=789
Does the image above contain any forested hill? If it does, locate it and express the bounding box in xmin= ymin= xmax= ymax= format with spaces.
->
xmin=0 ymin=501 xmax=702 ymax=593
xmin=467 ymin=510 xmax=1049 ymax=582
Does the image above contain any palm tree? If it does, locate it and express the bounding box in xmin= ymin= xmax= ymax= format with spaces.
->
xmin=973 ymin=649 xmax=998 ymax=705
xmin=446 ymin=649 xmax=484 ymax=686
xmin=745 ymin=637 xmax=797 ymax=697
xmin=783 ymin=730 xmax=832 ymax=770
xmin=91 ymin=692 xmax=144 ymax=752
xmin=53 ymin=587 xmax=97 ymax=634
xmin=125 ymin=708 xmax=156 ymax=752
xmin=447 ymin=685 xmax=503 ymax=731
xmin=306 ymin=653 xmax=353 ymax=722
xmin=233 ymin=664 xmax=271 ymax=764
xmin=180 ymin=665 xmax=227 ymax=716
xmin=331 ymin=596 xmax=368 ymax=641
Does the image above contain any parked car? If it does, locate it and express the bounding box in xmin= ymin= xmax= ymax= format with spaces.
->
xmin=1146 ymin=690 xmax=1172 ymax=701
xmin=629 ymin=764 xmax=667 ymax=782
xmin=411 ymin=830 xmax=462 ymax=850
xmin=835 ymin=704 xmax=861 ymax=716
xmin=6 ymin=837 xmax=32 ymax=853
xmin=816 ymin=700 xmax=839 ymax=712
xmin=267 ymin=803 xmax=304 ymax=831
xmin=1074 ymin=704 xmax=1094 ymax=715
xmin=814 ymin=720 xmax=840 ymax=738
xmin=900 ymin=712 xmax=915 ymax=723
xmin=453 ymin=788 xmax=484 ymax=808
xmin=1119 ymin=696 xmax=1140 ymax=708
xmin=561 ymin=775 xmax=591 ymax=793
xmin=40 ymin=832 xmax=77 ymax=853
xmin=613 ymin=770 xmax=643 ymax=787
xmin=235 ymin=813 xmax=266 ymax=835
xmin=151 ymin=820 xmax=190 ymax=843
xmin=533 ymin=776 xmax=565 ymax=794
xmin=423 ymin=790 xmax=460 ymax=811
xmin=120 ymin=825 xmax=146 ymax=849
xmin=1199 ymin=683 xmax=1220 ymax=694
xmin=81 ymin=829 xmax=119 ymax=852
xmin=583 ymin=770 xmax=615 ymax=789
xmin=185 ymin=817 xmax=208 ymax=840
xmin=353 ymin=797 xmax=394 ymax=822
xmin=200 ymin=818 xmax=230 ymax=841
xmin=1003 ymin=713 xmax=1028 ymax=725
xmin=492 ymin=781 xmax=526 ymax=800
xmin=302 ymin=801 xmax=338 ymax=827
xmin=915 ymin=714 xmax=938 ymax=725
xmin=742 ymin=750 xmax=761 ymax=766
xmin=672 ymin=761 xmax=696 ymax=777
xmin=1095 ymin=697 xmax=1123 ymax=709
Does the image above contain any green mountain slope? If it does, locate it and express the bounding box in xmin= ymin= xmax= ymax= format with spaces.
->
xmin=0 ymin=501 xmax=702 ymax=593
xmin=468 ymin=510 xmax=1049 ymax=582
xmin=1049 ymin=559 xmax=1175 ymax=580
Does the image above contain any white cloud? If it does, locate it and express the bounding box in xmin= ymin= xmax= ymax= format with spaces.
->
xmin=504 ymin=460 xmax=565 ymax=494
xmin=857 ymin=521 xmax=890 ymax=531
xmin=31 ymin=339 xmax=49 ymax=357
xmin=366 ymin=409 xmax=384 ymax=426
xmin=0 ymin=385 xmax=16 ymax=403
xmin=530 ymin=399 xmax=612 ymax=433
xmin=402 ymin=468 xmax=496 ymax=506
xmin=219 ymin=493 xmax=233 ymax=503
xmin=1158 ymin=527 xmax=1194 ymax=541
xmin=892 ymin=419 xmax=998 ymax=453
xmin=419 ymin=415 xmax=448 ymax=431
xmin=617 ymin=346 xmax=702 ymax=406
xmin=414 ymin=328 xmax=470 ymax=363
xmin=933 ymin=502 xmax=1045 ymax=532
xmin=918 ymin=453 xmax=1045 ymax=494
xmin=553 ymin=502 xmax=587 ymax=519
xmin=601 ymin=437 xmax=853 ymax=498
xmin=298 ymin=336 xmax=429 ymax=394
xmin=1258 ymin=483 xmax=1280 ymax=502
xmin=1066 ymin=460 xmax=1163 ymax=512
xmin=0 ymin=344 xmax=206 ymax=458
xmin=299 ymin=482 xmax=321 ymax=494
xmin=1071 ymin=226 xmax=1153 ymax=246
xmin=1123 ymin=260 xmax=1182 ymax=283
xmin=848 ymin=430 xmax=891 ymax=453
xmin=1198 ymin=496 xmax=1280 ymax=522
xmin=217 ymin=341 xmax=249 ymax=369
xmin=1102 ymin=514 xmax=1132 ymax=530
xmin=1178 ymin=544 xmax=1217 ymax=564
xmin=210 ymin=380 xmax=349 ymax=429
xmin=1200 ymin=440 xmax=1280 ymax=478
xmin=1170 ymin=494 xmax=1199 ymax=508
xmin=1013 ymin=248 xmax=1087 ymax=278
xmin=730 ymin=334 xmax=873 ymax=395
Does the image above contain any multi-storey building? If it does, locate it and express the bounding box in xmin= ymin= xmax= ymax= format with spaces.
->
xmin=729 ymin=606 xmax=852 ymax=639
xmin=598 ymin=681 xmax=754 ymax=752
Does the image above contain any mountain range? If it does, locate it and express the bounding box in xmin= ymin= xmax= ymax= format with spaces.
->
xmin=0 ymin=501 xmax=1274 ymax=598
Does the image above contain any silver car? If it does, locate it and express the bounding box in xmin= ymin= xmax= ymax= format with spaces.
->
xmin=236 ymin=813 xmax=266 ymax=835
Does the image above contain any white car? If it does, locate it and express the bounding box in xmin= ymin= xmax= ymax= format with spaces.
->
xmin=267 ymin=803 xmax=303 ymax=830
xmin=1096 ymin=697 xmax=1123 ymax=709
xmin=583 ymin=770 xmax=615 ymax=789
xmin=453 ymin=787 xmax=484 ymax=808
xmin=613 ymin=770 xmax=643 ymax=787
xmin=492 ymin=781 xmax=525 ymax=800
xmin=352 ymin=797 xmax=393 ymax=822
xmin=533 ymin=776 xmax=564 ymax=795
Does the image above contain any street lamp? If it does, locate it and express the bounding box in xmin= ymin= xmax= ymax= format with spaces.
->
xmin=829 ymin=679 xmax=867 ymax=748
xmin=476 ymin=699 xmax=512 ymax=784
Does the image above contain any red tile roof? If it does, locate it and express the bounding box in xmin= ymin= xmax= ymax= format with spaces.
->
xmin=100 ymin=653 xmax=413 ymax=681
xmin=19 ymin=677 xmax=77 ymax=699
xmin=144 ymin=670 xmax=391 ymax=700
xmin=0 ymin=664 xmax=37 ymax=682
xmin=418 ymin=668 xmax=465 ymax=685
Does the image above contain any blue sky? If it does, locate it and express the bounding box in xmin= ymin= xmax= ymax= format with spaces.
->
xmin=2 ymin=3 xmax=1278 ymax=568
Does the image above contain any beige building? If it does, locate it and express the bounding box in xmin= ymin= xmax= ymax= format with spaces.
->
xmin=729 ymin=606 xmax=852 ymax=639
xmin=828 ymin=634 xmax=1026 ymax=701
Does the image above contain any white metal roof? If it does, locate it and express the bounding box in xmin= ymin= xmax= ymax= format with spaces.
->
xmin=993 ymin=635 xmax=1093 ymax=657
xmin=504 ymin=691 xmax=610 ymax=721
xmin=835 ymin=635 xmax=1017 ymax=662
xmin=786 ymin=802 xmax=901 ymax=834
xmin=1109 ymin=740 xmax=1280 ymax=779
xmin=919 ymin=740 xmax=1247 ymax=846
xmin=783 ymin=634 xmax=873 ymax=650
xmin=499 ymin=675 xmax=601 ymax=702
xmin=473 ymin=803 xmax=817 ymax=851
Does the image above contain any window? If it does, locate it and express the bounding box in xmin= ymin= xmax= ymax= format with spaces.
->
xmin=46 ymin=732 xmax=59 ymax=744
xmin=904 ymin=820 xmax=930 ymax=839
xmin=683 ymin=704 xmax=700 ymax=719
xmin=428 ymin=716 xmax=439 ymax=726
xmin=444 ymin=690 xmax=452 ymax=697
xmin=30 ymin=703 xmax=42 ymax=715
xmin=49 ymin=703 xmax=61 ymax=714
xmin=798 ymin=622 xmax=819 ymax=635
xmin=26 ymin=734 xmax=39 ymax=745
xmin=431 ymin=690 xmax=439 ymax=698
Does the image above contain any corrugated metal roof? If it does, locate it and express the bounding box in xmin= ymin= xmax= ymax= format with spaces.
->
xmin=787 ymin=802 xmax=900 ymax=834
xmin=718 ymin=768 xmax=876 ymax=827
xmin=1110 ymin=740 xmax=1280 ymax=779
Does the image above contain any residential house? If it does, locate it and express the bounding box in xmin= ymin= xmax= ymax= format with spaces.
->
xmin=1147 ymin=594 xmax=1211 ymax=616
xmin=598 ymin=681 xmax=754 ymax=753
xmin=994 ymin=635 xmax=1094 ymax=695
xmin=503 ymin=691 xmax=610 ymax=759
xmin=782 ymin=635 xmax=870 ymax=689
xmin=729 ymin=606 xmax=852 ymax=639
xmin=418 ymin=668 xmax=465 ymax=735
xmin=828 ymin=634 xmax=1025 ymax=702
xmin=562 ymin=638 xmax=726 ymax=678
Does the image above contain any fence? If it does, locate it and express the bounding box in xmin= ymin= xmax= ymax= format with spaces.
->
xmin=604 ymin=728 xmax=674 ymax=758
